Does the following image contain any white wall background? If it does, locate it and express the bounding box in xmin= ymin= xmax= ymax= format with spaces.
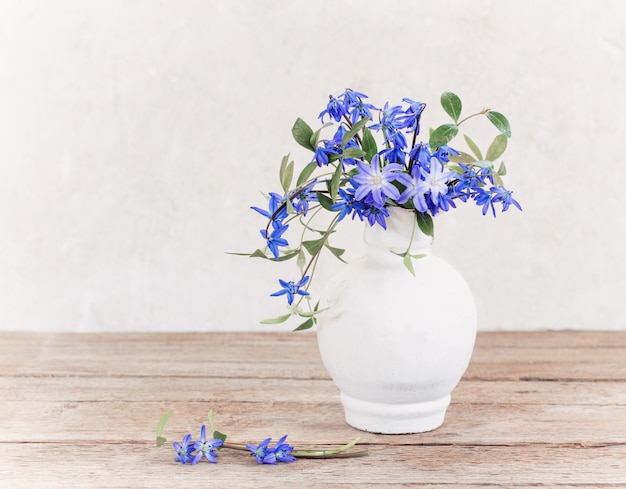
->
xmin=0 ymin=0 xmax=624 ymax=332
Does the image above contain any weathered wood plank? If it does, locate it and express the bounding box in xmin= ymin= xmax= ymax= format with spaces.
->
xmin=474 ymin=330 xmax=626 ymax=348
xmin=1 ymin=398 xmax=625 ymax=446
xmin=1 ymin=443 xmax=625 ymax=488
xmin=3 ymin=376 xmax=625 ymax=406
xmin=1 ymin=331 xmax=624 ymax=381
xmin=1 ymin=329 xmax=624 ymax=349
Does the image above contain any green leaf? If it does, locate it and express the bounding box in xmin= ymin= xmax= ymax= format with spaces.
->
xmin=485 ymin=111 xmax=511 ymax=138
xmin=341 ymin=147 xmax=366 ymax=159
xmin=448 ymin=151 xmax=476 ymax=164
xmin=276 ymin=250 xmax=300 ymax=262
xmin=429 ymin=123 xmax=458 ymax=150
xmin=225 ymin=250 xmax=260 ymax=257
xmin=260 ymin=313 xmax=292 ymax=324
xmin=310 ymin=122 xmax=333 ymax=148
xmin=416 ymin=212 xmax=434 ymax=237
xmin=448 ymin=164 xmax=465 ymax=175
xmin=472 ymin=160 xmax=495 ymax=169
xmin=280 ymin=158 xmax=294 ymax=193
xmin=241 ymin=248 xmax=299 ymax=262
xmin=342 ymin=117 xmax=369 ymax=148
xmin=213 ymin=430 xmax=228 ymax=443
xmin=361 ymin=127 xmax=378 ymax=161
xmin=293 ymin=317 xmax=315 ymax=331
xmin=156 ymin=409 xmax=174 ymax=447
xmin=493 ymin=162 xmax=506 ymax=186
xmin=302 ymin=237 xmax=326 ymax=256
xmin=441 ymin=91 xmax=462 ymax=123
xmin=463 ymin=134 xmax=483 ymax=160
xmin=298 ymin=307 xmax=329 ymax=318
xmin=330 ymin=164 xmax=343 ymax=202
xmin=325 ymin=243 xmax=347 ymax=263
xmin=285 ymin=196 xmax=296 ymax=215
xmin=403 ymin=253 xmax=416 ymax=276
xmin=296 ymin=249 xmax=306 ymax=269
xmin=485 ymin=134 xmax=508 ymax=162
xmin=296 ymin=161 xmax=318 ymax=187
xmin=326 ymin=153 xmax=341 ymax=164
xmin=292 ymin=118 xmax=315 ymax=151
xmin=206 ymin=411 xmax=228 ymax=444
xmin=208 ymin=410 xmax=216 ymax=432
xmin=279 ymin=154 xmax=289 ymax=175
xmin=316 ymin=191 xmax=334 ymax=211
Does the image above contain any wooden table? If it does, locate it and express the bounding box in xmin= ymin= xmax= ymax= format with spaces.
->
xmin=1 ymin=331 xmax=625 ymax=488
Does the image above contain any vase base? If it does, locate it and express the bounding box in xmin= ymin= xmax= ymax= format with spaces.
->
xmin=340 ymin=392 xmax=451 ymax=434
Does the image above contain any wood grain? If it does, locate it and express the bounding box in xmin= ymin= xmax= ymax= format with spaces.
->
xmin=1 ymin=331 xmax=625 ymax=488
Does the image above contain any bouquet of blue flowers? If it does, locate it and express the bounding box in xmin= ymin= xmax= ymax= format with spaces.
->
xmin=239 ymin=89 xmax=520 ymax=330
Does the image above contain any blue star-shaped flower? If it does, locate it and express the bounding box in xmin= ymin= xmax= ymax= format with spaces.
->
xmin=270 ymin=276 xmax=310 ymax=305
xmin=246 ymin=437 xmax=276 ymax=464
xmin=273 ymin=435 xmax=296 ymax=463
xmin=173 ymin=434 xmax=201 ymax=465
xmin=260 ymin=223 xmax=289 ymax=260
xmin=192 ymin=425 xmax=224 ymax=464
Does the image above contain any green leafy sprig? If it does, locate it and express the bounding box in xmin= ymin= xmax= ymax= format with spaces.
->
xmin=156 ymin=410 xmax=369 ymax=461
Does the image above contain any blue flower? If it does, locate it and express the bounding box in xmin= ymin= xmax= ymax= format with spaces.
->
xmin=433 ymin=145 xmax=460 ymax=163
xmin=331 ymin=187 xmax=364 ymax=222
xmin=473 ymin=187 xmax=496 ymax=216
xmin=318 ymin=95 xmax=347 ymax=123
xmin=398 ymin=98 xmax=426 ymax=133
xmin=396 ymin=171 xmax=423 ymax=207
xmin=361 ymin=202 xmax=390 ymax=229
xmin=352 ymin=154 xmax=402 ymax=208
xmin=251 ymin=192 xmax=286 ymax=220
xmin=247 ymin=437 xmax=277 ymax=464
xmin=396 ymin=159 xmax=457 ymax=215
xmin=271 ymin=276 xmax=310 ymax=305
xmin=379 ymin=130 xmax=408 ymax=164
xmin=173 ymin=434 xmax=201 ymax=465
xmin=489 ymin=186 xmax=522 ymax=213
xmin=246 ymin=436 xmax=296 ymax=464
xmin=273 ymin=435 xmax=296 ymax=463
xmin=453 ymin=164 xmax=493 ymax=198
xmin=193 ymin=425 xmax=224 ymax=464
xmin=369 ymin=102 xmax=404 ymax=140
xmin=430 ymin=191 xmax=457 ymax=214
xmin=251 ymin=192 xmax=288 ymax=227
xmin=260 ymin=223 xmax=289 ymax=260
xmin=342 ymin=89 xmax=370 ymax=105
xmin=291 ymin=181 xmax=318 ymax=215
xmin=343 ymin=90 xmax=377 ymax=124
xmin=313 ymin=143 xmax=340 ymax=166
xmin=420 ymin=159 xmax=457 ymax=207
xmin=331 ymin=126 xmax=360 ymax=167
xmin=409 ymin=142 xmax=432 ymax=169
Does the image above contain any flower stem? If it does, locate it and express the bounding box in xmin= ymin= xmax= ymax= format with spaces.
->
xmin=291 ymin=437 xmax=368 ymax=458
xmin=222 ymin=437 xmax=368 ymax=459
xmin=300 ymin=215 xmax=340 ymax=280
xmin=456 ymin=108 xmax=490 ymax=127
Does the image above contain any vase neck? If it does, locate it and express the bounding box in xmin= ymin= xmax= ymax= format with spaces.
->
xmin=363 ymin=207 xmax=433 ymax=255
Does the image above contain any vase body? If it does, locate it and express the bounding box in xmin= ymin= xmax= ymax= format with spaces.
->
xmin=317 ymin=207 xmax=476 ymax=434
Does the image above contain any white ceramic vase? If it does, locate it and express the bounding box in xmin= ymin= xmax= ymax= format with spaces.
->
xmin=317 ymin=206 xmax=476 ymax=434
